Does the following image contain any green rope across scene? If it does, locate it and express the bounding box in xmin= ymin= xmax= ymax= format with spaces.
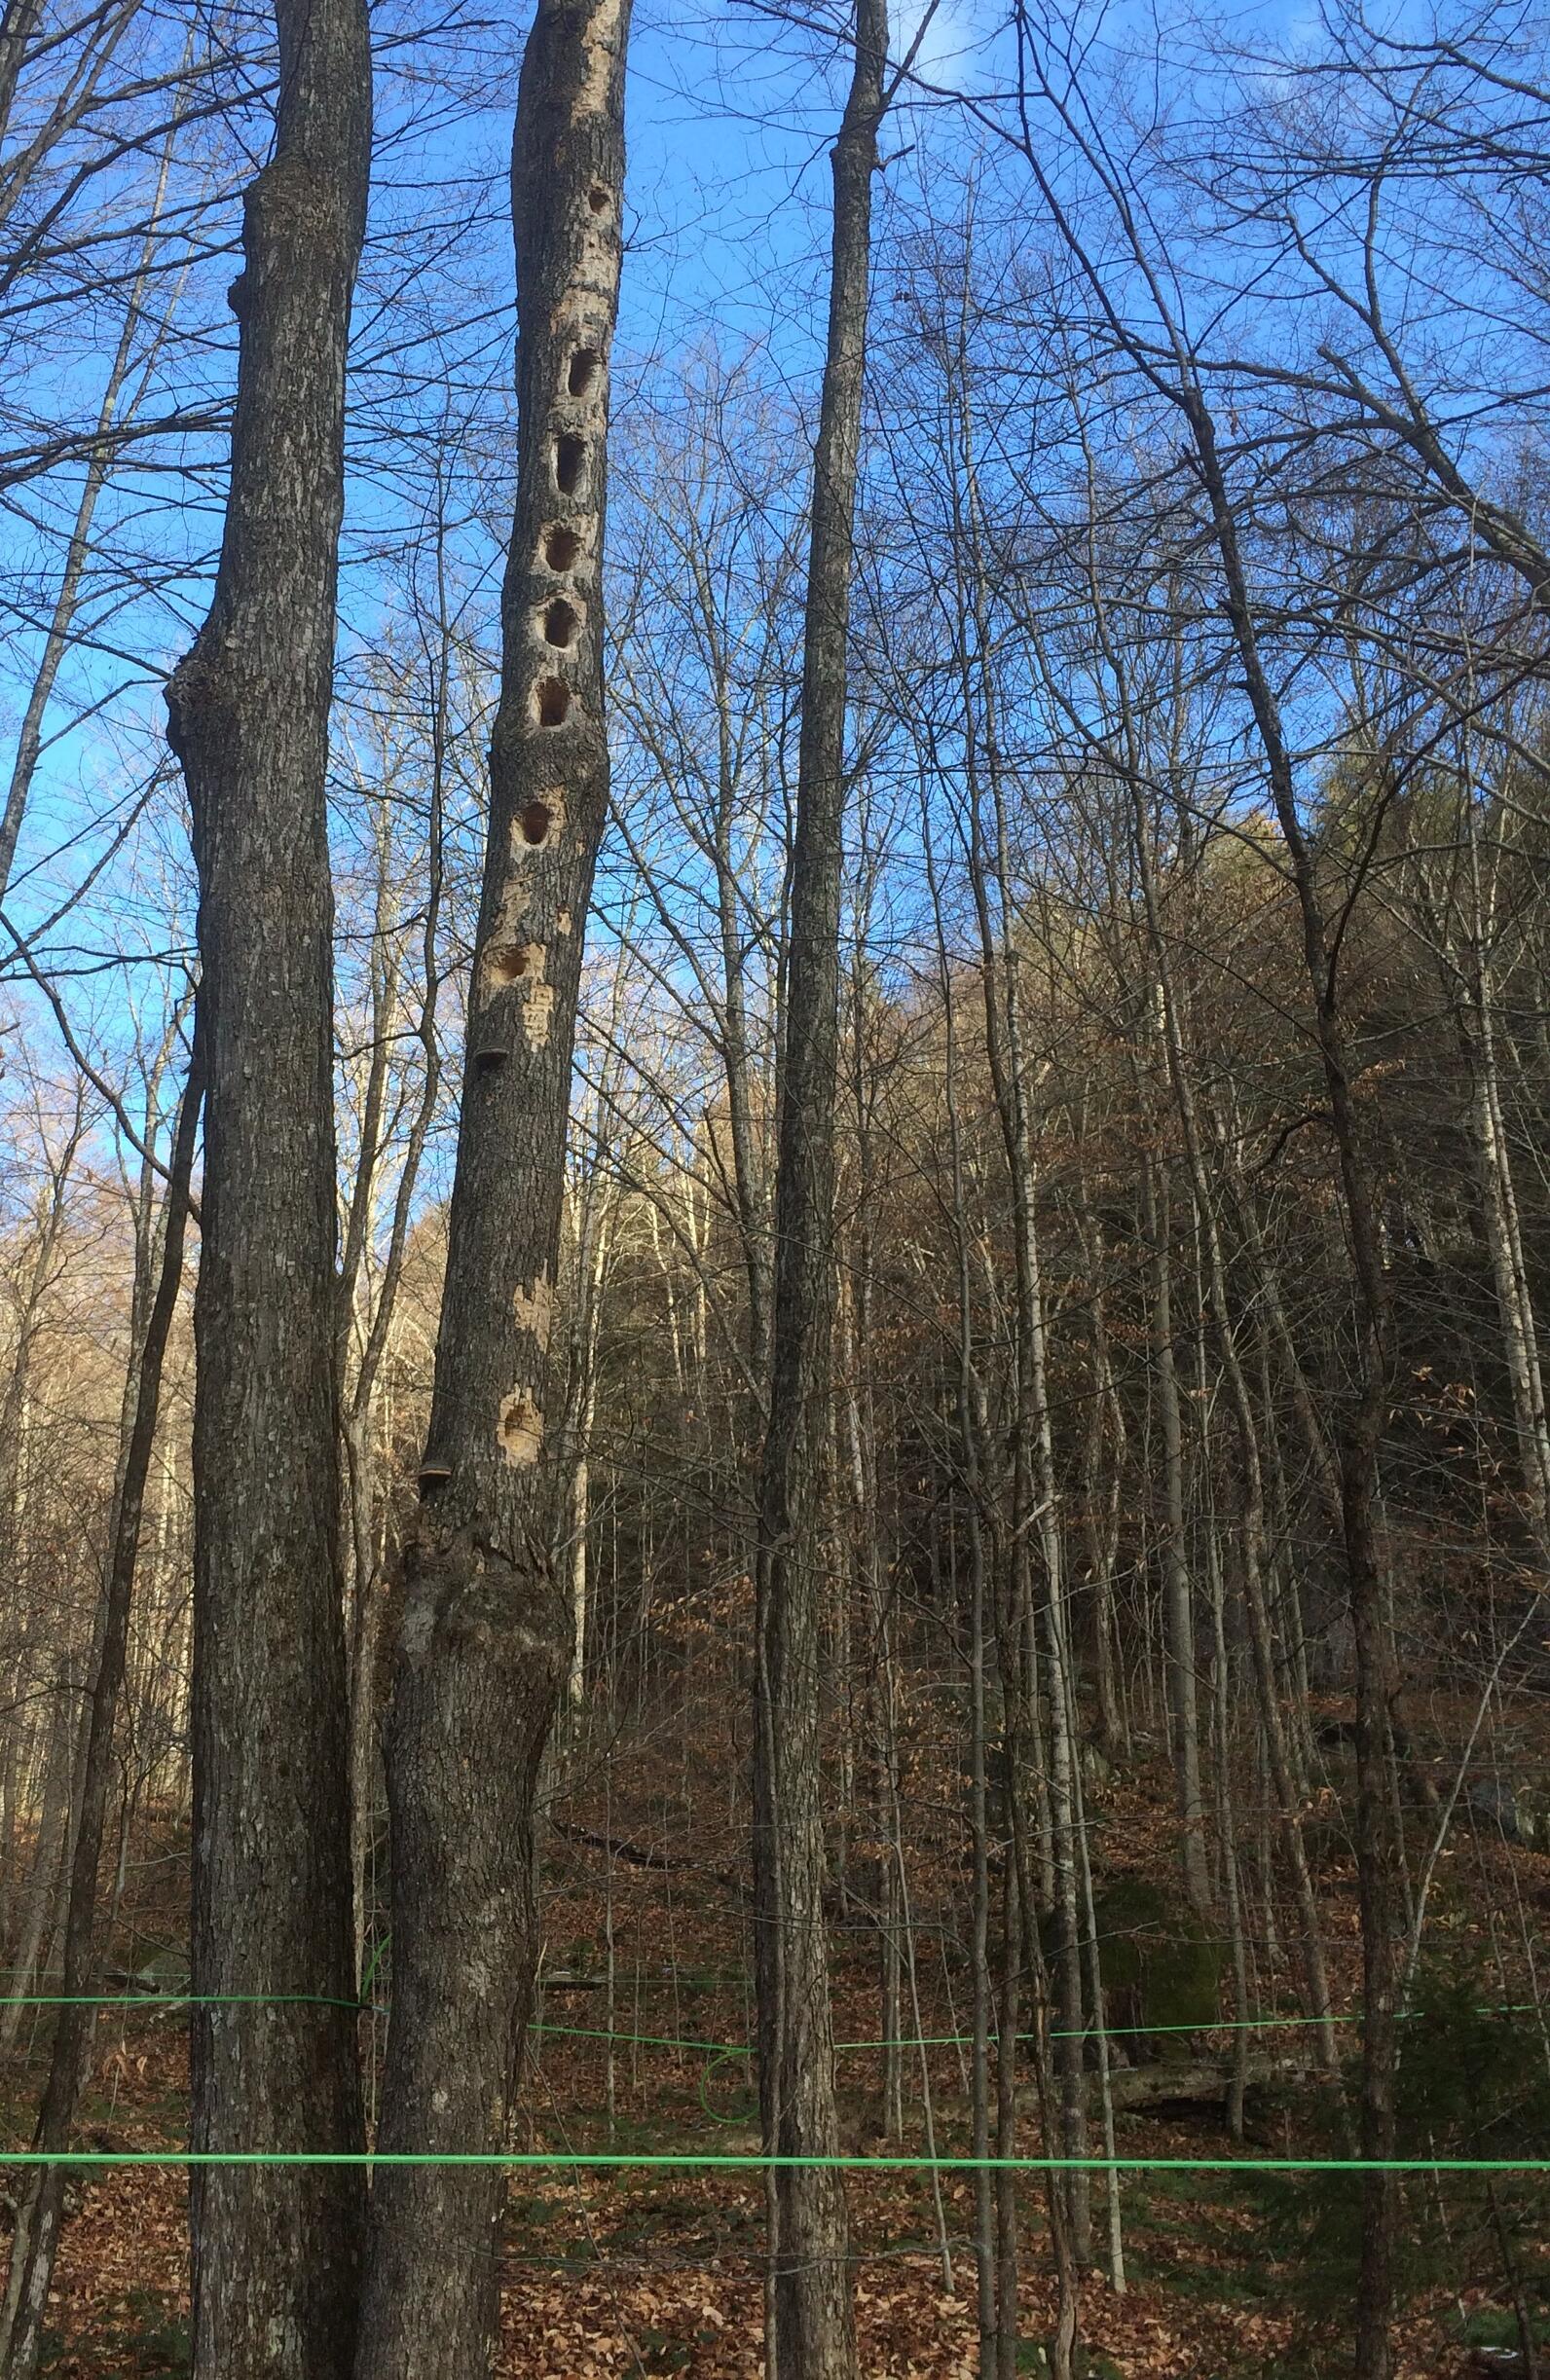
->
xmin=0 ymin=2150 xmax=1543 ymax=2173
xmin=534 ymin=1999 xmax=1543 ymax=2062
xmin=3 ymin=1996 xmax=1544 ymax=2175
xmin=0 ymin=1994 xmax=362 ymax=2010
xmin=1 ymin=1995 xmax=1537 ymax=2046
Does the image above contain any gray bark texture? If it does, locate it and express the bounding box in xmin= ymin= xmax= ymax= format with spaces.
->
xmin=0 ymin=0 xmax=40 ymax=153
xmin=752 ymin=8 xmax=887 ymax=2376
xmin=351 ymin=5 xmax=629 ymax=2372
xmin=163 ymin=0 xmax=371 ymax=2366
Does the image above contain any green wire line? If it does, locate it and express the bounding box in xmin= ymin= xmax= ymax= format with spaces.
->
xmin=832 ymin=2002 xmax=1540 ymax=2050
xmin=358 ymin=1936 xmax=389 ymax=2003
xmin=536 ymin=2002 xmax=1542 ymax=2063
xmin=4 ymin=1996 xmax=1544 ymax=2175
xmin=0 ymin=2150 xmax=1543 ymax=2173
xmin=0 ymin=1994 xmax=364 ymax=2010
xmin=535 ymin=2021 xmax=742 ymax=2056
xmin=2 ymin=1998 xmax=1537 ymax=2044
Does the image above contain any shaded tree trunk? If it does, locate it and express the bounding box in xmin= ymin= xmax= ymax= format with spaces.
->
xmin=163 ymin=0 xmax=371 ymax=2361
xmin=1458 ymin=815 xmax=1550 ymax=1556
xmin=0 ymin=1692 xmax=69 ymax=2054
xmin=352 ymin=3 xmax=629 ymax=2369
xmin=1144 ymin=1158 xmax=1210 ymax=1916
xmin=1183 ymin=392 xmax=1399 ymax=2379
xmin=0 ymin=1032 xmax=203 ymax=2380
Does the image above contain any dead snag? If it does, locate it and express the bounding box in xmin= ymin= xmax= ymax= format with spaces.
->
xmin=351 ymin=3 xmax=630 ymax=2373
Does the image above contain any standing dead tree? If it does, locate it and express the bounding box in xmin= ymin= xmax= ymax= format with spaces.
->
xmin=353 ymin=1 xmax=630 ymax=2370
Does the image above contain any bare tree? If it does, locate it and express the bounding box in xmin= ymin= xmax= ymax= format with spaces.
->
xmin=162 ymin=0 xmax=371 ymax=2362
xmin=0 ymin=1017 xmax=201 ymax=2380
xmin=753 ymin=6 xmax=889 ymax=2375
xmin=353 ymin=1 xmax=631 ymax=2367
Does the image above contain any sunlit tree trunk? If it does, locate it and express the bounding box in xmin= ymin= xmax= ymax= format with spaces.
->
xmin=353 ymin=3 xmax=629 ymax=2367
xmin=163 ymin=0 xmax=371 ymax=2358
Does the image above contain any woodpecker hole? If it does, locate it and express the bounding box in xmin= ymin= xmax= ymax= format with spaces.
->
xmin=519 ymin=799 xmax=554 ymax=846
xmin=568 ymin=349 xmax=601 ymax=399
xmin=497 ymin=1388 xmax=544 ymax=1468
xmin=588 ymin=185 xmax=609 ymax=214
xmin=554 ymin=434 xmax=585 ymax=496
xmin=542 ymin=597 xmax=579 ymax=648
xmin=534 ymin=677 xmax=571 ymax=728
xmin=487 ymin=944 xmax=532 ymax=984
xmin=543 ymin=525 xmax=582 ymax=571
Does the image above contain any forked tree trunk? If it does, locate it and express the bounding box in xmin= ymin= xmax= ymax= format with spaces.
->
xmin=352 ymin=5 xmax=629 ymax=2370
xmin=752 ymin=7 xmax=887 ymax=2376
xmin=163 ymin=0 xmax=371 ymax=2362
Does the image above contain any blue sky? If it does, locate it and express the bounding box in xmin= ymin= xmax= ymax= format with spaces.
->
xmin=2 ymin=0 xmax=1524 ymax=1146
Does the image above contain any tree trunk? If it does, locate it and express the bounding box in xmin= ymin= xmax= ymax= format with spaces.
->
xmin=163 ymin=0 xmax=371 ymax=2361
xmin=958 ymin=437 xmax=1091 ymax=2278
xmin=1118 ymin=745 xmax=1342 ymax=2084
xmin=1458 ymin=816 xmax=1550 ymax=1555
xmin=1078 ymin=1254 xmax=1125 ymax=1756
xmin=352 ymin=5 xmax=629 ymax=2369
xmin=0 ymin=0 xmax=41 ymax=154
xmin=0 ymin=1034 xmax=203 ymax=2380
xmin=1145 ymin=1158 xmax=1211 ymax=1916
xmin=752 ymin=8 xmax=887 ymax=2375
xmin=1181 ymin=386 xmax=1398 ymax=2378
xmin=0 ymin=1692 xmax=69 ymax=2053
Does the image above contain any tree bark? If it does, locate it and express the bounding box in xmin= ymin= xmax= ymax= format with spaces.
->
xmin=947 ymin=324 xmax=1091 ymax=2279
xmin=1457 ymin=814 xmax=1550 ymax=1556
xmin=1126 ymin=768 xmax=1341 ymax=2081
xmin=0 ymin=1031 xmax=203 ymax=2380
xmin=351 ymin=5 xmax=629 ymax=2370
xmin=752 ymin=9 xmax=887 ymax=2377
xmin=1182 ymin=388 xmax=1399 ymax=2379
xmin=1144 ymin=1158 xmax=1211 ymax=1917
xmin=0 ymin=0 xmax=41 ymax=155
xmin=163 ymin=0 xmax=371 ymax=2362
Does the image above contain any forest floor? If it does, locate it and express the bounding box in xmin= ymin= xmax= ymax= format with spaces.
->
xmin=4 ymin=1677 xmax=1548 ymax=2377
